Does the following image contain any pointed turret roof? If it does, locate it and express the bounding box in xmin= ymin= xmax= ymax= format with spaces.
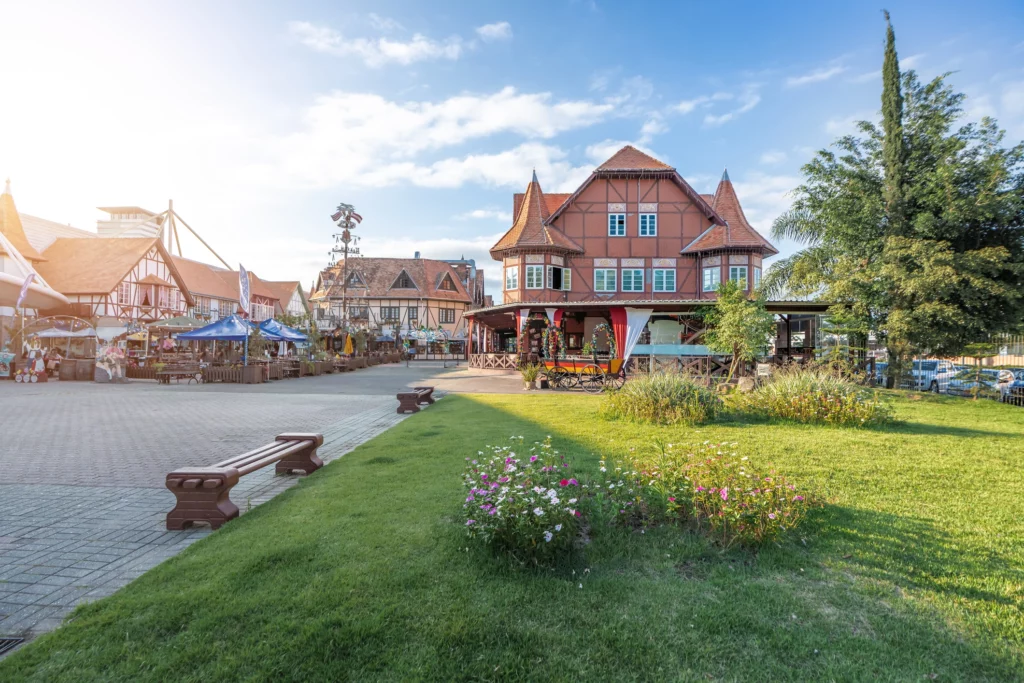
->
xmin=0 ymin=179 xmax=46 ymax=262
xmin=490 ymin=173 xmax=583 ymax=258
xmin=682 ymin=170 xmax=778 ymax=256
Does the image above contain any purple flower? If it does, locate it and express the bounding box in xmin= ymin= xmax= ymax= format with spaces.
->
xmin=793 ymin=495 xmax=804 ymax=502
xmin=480 ymin=474 xmax=488 ymax=480
xmin=466 ymin=519 xmax=475 ymax=525
xmin=768 ymin=513 xmax=776 ymax=520
xmin=530 ymin=455 xmax=538 ymax=462
xmin=568 ymin=478 xmax=578 ymax=486
xmin=466 ymin=495 xmax=475 ymax=502
xmin=720 ymin=488 xmax=729 ymax=501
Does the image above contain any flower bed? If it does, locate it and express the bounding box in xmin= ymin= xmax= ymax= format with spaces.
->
xmin=461 ymin=437 xmax=584 ymax=564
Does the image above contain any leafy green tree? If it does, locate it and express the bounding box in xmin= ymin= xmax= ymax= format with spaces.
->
xmin=700 ymin=280 xmax=776 ymax=382
xmin=764 ymin=13 xmax=1024 ymax=387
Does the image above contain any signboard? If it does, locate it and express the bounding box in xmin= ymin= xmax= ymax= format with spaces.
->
xmin=0 ymin=352 xmax=14 ymax=378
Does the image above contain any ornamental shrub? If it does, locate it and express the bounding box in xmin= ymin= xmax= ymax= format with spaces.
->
xmin=742 ymin=367 xmax=895 ymax=427
xmin=602 ymin=442 xmax=813 ymax=547
xmin=461 ymin=437 xmax=585 ymax=564
xmin=600 ymin=372 xmax=721 ymax=425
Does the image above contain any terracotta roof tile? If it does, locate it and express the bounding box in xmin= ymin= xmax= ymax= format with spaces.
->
xmin=682 ymin=173 xmax=778 ymax=256
xmin=0 ymin=182 xmax=46 ymax=262
xmin=595 ymin=145 xmax=674 ymax=171
xmin=491 ymin=174 xmax=583 ymax=257
xmin=513 ymin=192 xmax=571 ymax=219
xmin=316 ymin=258 xmax=472 ymax=303
xmin=37 ymin=237 xmax=194 ymax=303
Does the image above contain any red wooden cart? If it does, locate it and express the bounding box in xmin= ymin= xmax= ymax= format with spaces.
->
xmin=542 ymin=357 xmax=626 ymax=393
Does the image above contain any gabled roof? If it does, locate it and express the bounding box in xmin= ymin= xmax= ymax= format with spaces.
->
xmin=513 ymin=192 xmax=570 ymax=220
xmin=20 ymin=213 xmax=96 ymax=253
xmin=169 ymin=255 xmax=281 ymax=304
xmin=37 ymin=237 xmax=194 ymax=305
xmin=389 ymin=269 xmax=419 ymax=290
xmin=314 ymin=258 xmax=472 ymax=303
xmin=0 ymin=180 xmax=46 ymax=262
xmin=681 ymin=170 xmax=779 ymax=256
xmin=490 ymin=171 xmax=584 ymax=258
xmin=546 ymin=146 xmax=727 ymax=226
xmin=595 ymin=145 xmax=674 ymax=171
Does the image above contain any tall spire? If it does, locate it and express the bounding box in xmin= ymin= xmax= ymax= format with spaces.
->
xmin=3 ymin=178 xmax=10 ymax=195
xmin=721 ymin=168 xmax=730 ymax=182
xmin=531 ymin=168 xmax=538 ymax=184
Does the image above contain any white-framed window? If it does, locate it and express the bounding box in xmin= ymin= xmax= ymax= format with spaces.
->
xmin=653 ymin=269 xmax=676 ymax=292
xmin=505 ymin=266 xmax=518 ymax=290
xmin=439 ymin=308 xmax=456 ymax=324
xmin=525 ymin=264 xmax=544 ymax=289
xmin=117 ymin=281 xmax=131 ymax=304
xmin=753 ymin=267 xmax=762 ymax=288
xmin=546 ymin=265 xmax=572 ymax=291
xmin=639 ymin=213 xmax=657 ymax=236
xmin=621 ymin=268 xmax=644 ymax=292
xmin=407 ymin=306 xmax=418 ymax=321
xmin=729 ymin=266 xmax=748 ymax=289
xmin=381 ymin=306 xmax=401 ymax=321
xmin=594 ymin=269 xmax=616 ymax=292
xmin=608 ymin=213 xmax=625 ymax=236
xmin=702 ymin=267 xmax=721 ymax=292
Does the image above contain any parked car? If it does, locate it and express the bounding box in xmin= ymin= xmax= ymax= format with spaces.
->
xmin=997 ymin=368 xmax=1024 ymax=406
xmin=873 ymin=359 xmax=958 ymax=392
xmin=947 ymin=367 xmax=1001 ymax=399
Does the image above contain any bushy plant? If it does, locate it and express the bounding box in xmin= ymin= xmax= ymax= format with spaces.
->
xmin=743 ymin=367 xmax=894 ymax=426
xmin=461 ymin=437 xmax=584 ymax=564
xmin=602 ymin=442 xmax=813 ymax=547
xmin=520 ymin=363 xmax=541 ymax=383
xmin=600 ymin=372 xmax=721 ymax=425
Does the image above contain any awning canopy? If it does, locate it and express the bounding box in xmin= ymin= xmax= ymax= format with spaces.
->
xmin=258 ymin=319 xmax=308 ymax=343
xmin=32 ymin=326 xmax=96 ymax=338
xmin=149 ymin=316 xmax=208 ymax=330
xmin=177 ymin=314 xmax=257 ymax=342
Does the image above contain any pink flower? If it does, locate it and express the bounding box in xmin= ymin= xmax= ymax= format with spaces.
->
xmin=530 ymin=455 xmax=538 ymax=462
xmin=568 ymin=478 xmax=578 ymax=486
xmin=768 ymin=513 xmax=776 ymax=520
xmin=559 ymin=479 xmax=569 ymax=487
xmin=480 ymin=474 xmax=488 ymax=480
xmin=720 ymin=488 xmax=729 ymax=501
xmin=668 ymin=497 xmax=675 ymax=502
xmin=466 ymin=519 xmax=475 ymax=525
xmin=793 ymin=495 xmax=804 ymax=502
xmin=574 ymin=510 xmax=581 ymax=517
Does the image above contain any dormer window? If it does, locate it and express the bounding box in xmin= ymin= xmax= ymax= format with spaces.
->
xmin=392 ymin=270 xmax=415 ymax=289
xmin=438 ymin=274 xmax=457 ymax=291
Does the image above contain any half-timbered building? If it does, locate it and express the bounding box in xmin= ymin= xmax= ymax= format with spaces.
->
xmin=36 ymin=237 xmax=193 ymax=323
xmin=311 ymin=256 xmax=475 ymax=340
xmin=467 ymin=145 xmax=827 ymax=369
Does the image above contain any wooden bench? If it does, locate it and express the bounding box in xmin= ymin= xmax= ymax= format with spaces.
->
xmin=165 ymin=432 xmax=324 ymax=530
xmin=396 ymin=386 xmax=435 ymax=414
xmin=157 ymin=364 xmax=203 ymax=384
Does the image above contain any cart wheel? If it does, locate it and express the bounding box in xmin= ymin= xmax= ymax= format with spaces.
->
xmin=579 ymin=364 xmax=605 ymax=394
xmin=29 ymin=373 xmax=38 ymax=383
xmin=547 ymin=367 xmax=569 ymax=390
xmin=610 ymin=370 xmax=626 ymax=390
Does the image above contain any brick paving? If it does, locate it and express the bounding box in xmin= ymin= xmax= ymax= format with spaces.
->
xmin=0 ymin=364 xmax=469 ymax=644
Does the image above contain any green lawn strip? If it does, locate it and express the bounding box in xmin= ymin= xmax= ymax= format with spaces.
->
xmin=2 ymin=393 xmax=1022 ymax=681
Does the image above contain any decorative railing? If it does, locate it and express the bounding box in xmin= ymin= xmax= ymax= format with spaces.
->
xmin=469 ymin=353 xmax=519 ymax=370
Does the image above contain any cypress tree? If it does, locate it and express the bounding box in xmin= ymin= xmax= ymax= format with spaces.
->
xmin=881 ymin=10 xmax=906 ymax=237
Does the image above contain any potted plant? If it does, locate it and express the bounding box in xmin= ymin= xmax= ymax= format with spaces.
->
xmin=581 ymin=342 xmax=592 ymax=358
xmin=521 ymin=363 xmax=541 ymax=390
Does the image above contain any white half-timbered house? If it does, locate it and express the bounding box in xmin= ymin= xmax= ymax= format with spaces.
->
xmin=36 ymin=237 xmax=193 ymax=322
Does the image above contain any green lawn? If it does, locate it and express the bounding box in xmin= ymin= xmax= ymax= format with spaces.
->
xmin=3 ymin=392 xmax=1023 ymax=681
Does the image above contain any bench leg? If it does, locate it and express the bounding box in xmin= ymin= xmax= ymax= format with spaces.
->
xmin=166 ymin=473 xmax=239 ymax=530
xmin=396 ymin=396 xmax=420 ymax=414
xmin=275 ymin=433 xmax=324 ymax=475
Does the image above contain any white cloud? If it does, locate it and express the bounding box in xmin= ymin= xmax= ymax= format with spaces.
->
xmin=674 ymin=92 xmax=730 ymax=114
xmin=901 ymin=53 xmax=926 ymax=68
xmin=456 ymin=208 xmax=513 ymax=222
xmin=730 ymin=172 xmax=802 ymax=234
xmin=703 ymin=87 xmax=761 ymax=126
xmin=785 ymin=65 xmax=846 ymax=88
xmin=824 ymin=111 xmax=875 ymax=136
xmin=850 ymin=70 xmax=879 ymax=84
xmin=368 ymin=14 xmax=404 ymax=32
xmin=475 ymin=21 xmax=512 ymax=42
xmin=759 ymin=150 xmax=787 ymax=165
xmin=288 ymin=20 xmax=464 ymax=67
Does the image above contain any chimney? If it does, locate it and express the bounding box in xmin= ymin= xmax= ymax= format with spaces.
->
xmin=414 ymin=251 xmax=421 ymax=259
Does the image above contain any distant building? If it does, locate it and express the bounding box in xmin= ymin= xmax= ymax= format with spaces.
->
xmin=310 ymin=255 xmax=480 ymax=338
xmin=96 ymin=207 xmax=164 ymax=238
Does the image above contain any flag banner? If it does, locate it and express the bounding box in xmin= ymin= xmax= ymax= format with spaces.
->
xmin=16 ymin=273 xmax=35 ymax=309
xmin=331 ymin=210 xmax=342 ymax=222
xmin=238 ymin=264 xmax=251 ymax=317
xmin=351 ymin=212 xmax=363 ymax=224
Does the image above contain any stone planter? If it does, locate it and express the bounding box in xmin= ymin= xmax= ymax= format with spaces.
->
xmin=523 ymin=380 xmax=536 ymax=391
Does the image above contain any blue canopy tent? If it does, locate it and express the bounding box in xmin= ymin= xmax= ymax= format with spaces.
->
xmin=177 ymin=315 xmax=258 ymax=342
xmin=258 ymin=319 xmax=308 ymax=343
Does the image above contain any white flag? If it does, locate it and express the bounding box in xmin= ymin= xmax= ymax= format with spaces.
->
xmin=16 ymin=273 xmax=35 ymax=309
xmin=238 ymin=264 xmax=251 ymax=317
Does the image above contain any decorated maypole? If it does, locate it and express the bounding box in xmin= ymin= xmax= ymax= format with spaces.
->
xmin=328 ymin=203 xmax=362 ymax=347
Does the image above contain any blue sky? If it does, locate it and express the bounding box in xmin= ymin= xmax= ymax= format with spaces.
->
xmin=2 ymin=0 xmax=1023 ymax=297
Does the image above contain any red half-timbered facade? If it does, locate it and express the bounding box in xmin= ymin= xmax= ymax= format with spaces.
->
xmin=467 ymin=146 xmax=827 ymax=367
xmin=36 ymin=237 xmax=193 ymax=322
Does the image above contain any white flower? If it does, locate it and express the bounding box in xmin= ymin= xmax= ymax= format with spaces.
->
xmin=533 ymin=507 xmax=544 ymax=516
xmin=555 ymin=524 xmax=562 ymax=532
xmin=569 ymin=498 xmax=577 ymax=504
xmin=544 ymin=531 xmax=553 ymax=542
xmin=600 ymin=467 xmax=607 ymax=472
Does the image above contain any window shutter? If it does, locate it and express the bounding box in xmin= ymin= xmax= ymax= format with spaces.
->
xmin=546 ymin=265 xmax=553 ymax=289
xmin=562 ymin=268 xmax=571 ymax=291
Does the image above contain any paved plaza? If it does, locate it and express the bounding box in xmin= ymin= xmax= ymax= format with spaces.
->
xmin=0 ymin=363 xmax=519 ymax=646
